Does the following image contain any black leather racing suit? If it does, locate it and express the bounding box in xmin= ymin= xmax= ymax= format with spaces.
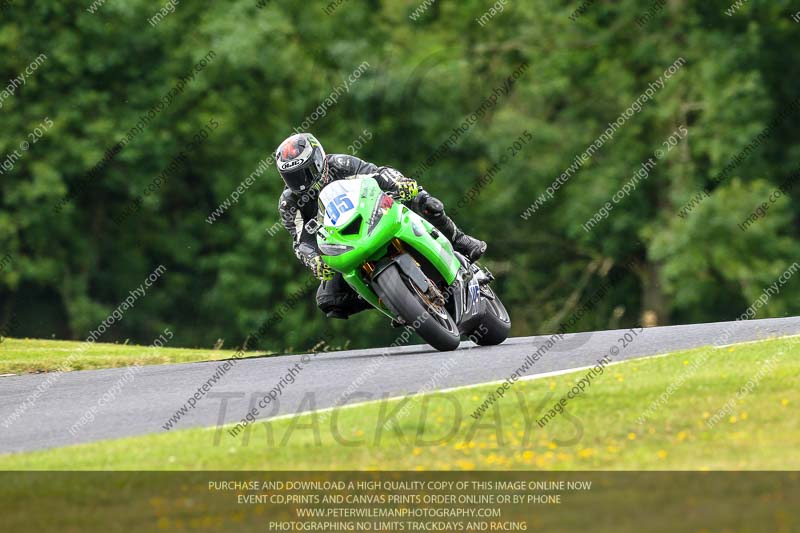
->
xmin=279 ymin=154 xmax=474 ymax=317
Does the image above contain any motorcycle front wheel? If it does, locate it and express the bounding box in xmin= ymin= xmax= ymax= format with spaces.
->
xmin=374 ymin=264 xmax=461 ymax=352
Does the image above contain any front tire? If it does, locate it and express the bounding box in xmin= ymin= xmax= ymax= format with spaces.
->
xmin=374 ymin=264 xmax=460 ymax=351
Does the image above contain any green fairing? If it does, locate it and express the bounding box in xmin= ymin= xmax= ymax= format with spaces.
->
xmin=318 ymin=178 xmax=460 ymax=319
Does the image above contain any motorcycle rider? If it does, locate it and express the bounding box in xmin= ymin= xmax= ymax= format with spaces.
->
xmin=276 ymin=132 xmax=486 ymax=319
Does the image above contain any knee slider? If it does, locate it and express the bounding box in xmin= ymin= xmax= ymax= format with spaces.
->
xmin=316 ymin=279 xmax=356 ymax=314
xmin=316 ymin=281 xmax=336 ymax=312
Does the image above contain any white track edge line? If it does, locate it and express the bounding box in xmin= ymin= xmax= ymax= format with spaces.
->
xmin=203 ymin=350 xmax=677 ymax=432
xmin=208 ymin=332 xmax=800 ymax=431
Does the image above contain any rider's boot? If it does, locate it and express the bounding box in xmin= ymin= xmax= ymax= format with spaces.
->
xmin=451 ymin=228 xmax=487 ymax=262
xmin=416 ymin=192 xmax=487 ymax=262
xmin=432 ymin=214 xmax=487 ymax=262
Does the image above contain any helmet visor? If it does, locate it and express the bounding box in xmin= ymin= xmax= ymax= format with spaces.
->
xmin=282 ymin=165 xmax=321 ymax=192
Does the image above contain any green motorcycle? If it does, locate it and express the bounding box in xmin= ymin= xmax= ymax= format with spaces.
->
xmin=305 ymin=176 xmax=510 ymax=351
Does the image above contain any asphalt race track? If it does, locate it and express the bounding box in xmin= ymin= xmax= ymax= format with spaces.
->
xmin=1 ymin=317 xmax=799 ymax=454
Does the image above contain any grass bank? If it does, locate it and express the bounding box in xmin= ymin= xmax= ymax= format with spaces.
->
xmin=0 ymin=337 xmax=267 ymax=375
xmin=0 ymin=336 xmax=797 ymax=470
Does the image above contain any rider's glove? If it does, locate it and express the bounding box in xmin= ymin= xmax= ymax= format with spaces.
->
xmin=395 ymin=180 xmax=419 ymax=202
xmin=308 ymin=255 xmax=334 ymax=281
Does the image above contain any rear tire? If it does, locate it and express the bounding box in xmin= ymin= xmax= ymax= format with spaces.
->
xmin=472 ymin=285 xmax=511 ymax=346
xmin=374 ymin=264 xmax=460 ymax=352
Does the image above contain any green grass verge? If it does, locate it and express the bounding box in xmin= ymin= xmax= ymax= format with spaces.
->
xmin=0 ymin=336 xmax=798 ymax=470
xmin=0 ymin=338 xmax=268 ymax=375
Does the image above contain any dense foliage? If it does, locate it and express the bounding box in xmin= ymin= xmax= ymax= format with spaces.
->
xmin=2 ymin=0 xmax=799 ymax=351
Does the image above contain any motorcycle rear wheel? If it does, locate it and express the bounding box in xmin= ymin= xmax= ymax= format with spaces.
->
xmin=471 ymin=285 xmax=511 ymax=346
